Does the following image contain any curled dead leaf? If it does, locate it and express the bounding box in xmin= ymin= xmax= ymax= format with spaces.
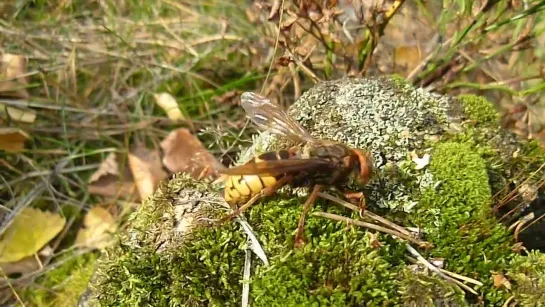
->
xmin=87 ymin=153 xmax=140 ymax=201
xmin=89 ymin=152 xmax=119 ymax=183
xmin=160 ymin=128 xmax=224 ymax=180
xmin=492 ymin=272 xmax=512 ymax=290
xmin=0 ymin=53 xmax=29 ymax=99
xmin=153 ymin=92 xmax=185 ymax=122
xmin=128 ymin=143 xmax=169 ymax=201
xmin=0 ymin=128 xmax=29 ymax=152
xmin=75 ymin=206 xmax=118 ymax=250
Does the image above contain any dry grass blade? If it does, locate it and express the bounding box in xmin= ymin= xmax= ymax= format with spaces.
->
xmin=311 ymin=211 xmax=428 ymax=247
xmin=318 ymin=192 xmax=413 ymax=237
xmin=241 ymin=243 xmax=252 ymax=307
xmin=406 ymin=245 xmax=479 ymax=295
xmin=438 ymin=268 xmax=484 ymax=287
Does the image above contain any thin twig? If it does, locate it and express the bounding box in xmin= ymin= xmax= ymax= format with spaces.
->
xmin=242 ymin=240 xmax=252 ymax=307
xmin=317 ymin=192 xmax=413 ymax=237
xmin=438 ymin=268 xmax=483 ymax=286
xmin=261 ymin=0 xmax=285 ymax=94
xmin=406 ymin=245 xmax=479 ymax=295
xmin=311 ymin=211 xmax=428 ymax=247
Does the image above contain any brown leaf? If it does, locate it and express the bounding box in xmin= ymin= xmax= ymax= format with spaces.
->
xmin=0 ymin=128 xmax=29 ymax=152
xmin=160 ymin=128 xmax=223 ymax=180
xmin=0 ymin=53 xmax=29 ymax=99
xmin=128 ymin=143 xmax=169 ymax=200
xmin=492 ymin=272 xmax=512 ymax=290
xmin=0 ymin=256 xmax=41 ymax=276
xmin=280 ymin=14 xmax=299 ymax=30
xmin=87 ymin=153 xmax=140 ymax=201
xmin=268 ymin=0 xmax=281 ymax=20
xmin=89 ymin=152 xmax=119 ymax=183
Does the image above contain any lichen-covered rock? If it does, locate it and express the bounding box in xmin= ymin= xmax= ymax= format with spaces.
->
xmin=88 ymin=76 xmax=545 ymax=306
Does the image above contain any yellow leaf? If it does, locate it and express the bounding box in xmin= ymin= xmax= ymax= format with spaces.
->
xmin=0 ymin=207 xmax=66 ymax=263
xmin=75 ymin=206 xmax=118 ymax=250
xmin=0 ymin=128 xmax=29 ymax=152
xmin=153 ymin=92 xmax=185 ymax=122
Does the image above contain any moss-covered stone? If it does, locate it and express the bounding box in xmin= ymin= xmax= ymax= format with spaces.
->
xmin=413 ymin=142 xmax=515 ymax=304
xmin=87 ymin=76 xmax=545 ymax=306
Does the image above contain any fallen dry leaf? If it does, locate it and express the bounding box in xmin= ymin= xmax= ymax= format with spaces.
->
xmin=75 ymin=206 xmax=118 ymax=250
xmin=0 ymin=128 xmax=29 ymax=152
xmin=0 ymin=105 xmax=37 ymax=123
xmin=0 ymin=255 xmax=41 ymax=275
xmin=0 ymin=207 xmax=66 ymax=263
xmin=160 ymin=128 xmax=224 ymax=180
xmin=153 ymin=92 xmax=185 ymax=122
xmin=0 ymin=53 xmax=29 ymax=99
xmin=128 ymin=143 xmax=169 ymax=200
xmin=410 ymin=151 xmax=430 ymax=170
xmin=89 ymin=152 xmax=119 ymax=183
xmin=87 ymin=152 xmax=140 ymax=201
xmin=492 ymin=272 xmax=512 ymax=290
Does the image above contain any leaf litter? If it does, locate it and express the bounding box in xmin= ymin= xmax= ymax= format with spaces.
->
xmin=128 ymin=143 xmax=169 ymax=201
xmin=0 ymin=207 xmax=66 ymax=263
xmin=0 ymin=128 xmax=29 ymax=153
xmin=75 ymin=206 xmax=118 ymax=250
xmin=153 ymin=92 xmax=186 ymax=122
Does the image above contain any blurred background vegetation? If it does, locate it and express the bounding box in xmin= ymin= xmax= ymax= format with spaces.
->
xmin=1 ymin=0 xmax=545 ymax=305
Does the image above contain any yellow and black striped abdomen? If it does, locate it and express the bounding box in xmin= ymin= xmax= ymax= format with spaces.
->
xmin=224 ymin=174 xmax=276 ymax=205
xmin=223 ymin=149 xmax=292 ymax=205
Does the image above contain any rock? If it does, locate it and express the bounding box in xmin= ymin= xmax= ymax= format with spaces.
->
xmin=86 ymin=76 xmax=545 ymax=306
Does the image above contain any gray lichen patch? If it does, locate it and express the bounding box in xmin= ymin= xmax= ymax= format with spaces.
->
xmin=240 ymin=76 xmax=464 ymax=211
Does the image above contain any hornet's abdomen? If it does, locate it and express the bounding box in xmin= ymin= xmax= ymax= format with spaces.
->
xmin=224 ymin=150 xmax=292 ymax=205
xmin=224 ymin=174 xmax=276 ymax=205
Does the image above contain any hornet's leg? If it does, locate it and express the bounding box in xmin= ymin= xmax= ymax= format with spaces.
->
xmin=197 ymin=165 xmax=211 ymax=180
xmin=294 ymin=185 xmax=323 ymax=248
xmin=344 ymin=191 xmax=367 ymax=213
xmin=219 ymin=175 xmax=292 ymax=224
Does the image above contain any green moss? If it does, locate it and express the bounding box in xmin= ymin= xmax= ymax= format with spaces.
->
xmin=398 ymin=267 xmax=468 ymax=306
xmin=94 ymin=174 xmax=408 ymax=306
xmin=388 ymin=74 xmax=411 ymax=89
xmin=458 ymin=94 xmax=499 ymax=124
xmin=413 ymin=142 xmax=515 ymax=304
xmin=248 ymin=199 xmax=405 ymax=306
xmin=95 ymin=222 xmax=246 ymax=306
xmin=507 ymin=251 xmax=545 ymax=305
xmin=23 ymin=252 xmax=98 ymax=307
